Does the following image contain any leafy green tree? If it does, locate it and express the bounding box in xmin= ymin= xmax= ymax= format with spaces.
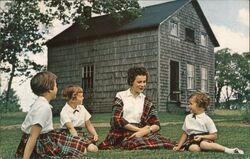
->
xmin=230 ymin=52 xmax=250 ymax=104
xmin=0 ymin=0 xmax=140 ymax=108
xmin=215 ymin=48 xmax=232 ymax=107
xmin=215 ymin=48 xmax=250 ymax=109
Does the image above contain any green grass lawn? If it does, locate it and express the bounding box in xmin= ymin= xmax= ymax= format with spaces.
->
xmin=0 ymin=110 xmax=249 ymax=159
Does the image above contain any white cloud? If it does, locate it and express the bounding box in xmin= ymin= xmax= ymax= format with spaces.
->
xmin=211 ymin=24 xmax=249 ymax=53
xmin=238 ymin=8 xmax=249 ymax=27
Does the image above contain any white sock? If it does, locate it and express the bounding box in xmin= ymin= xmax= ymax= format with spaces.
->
xmin=224 ymin=148 xmax=234 ymax=154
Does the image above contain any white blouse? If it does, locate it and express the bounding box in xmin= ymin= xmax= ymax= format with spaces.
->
xmin=182 ymin=112 xmax=217 ymax=135
xmin=116 ymin=88 xmax=145 ymax=123
xmin=60 ymin=103 xmax=91 ymax=128
xmin=21 ymin=96 xmax=54 ymax=134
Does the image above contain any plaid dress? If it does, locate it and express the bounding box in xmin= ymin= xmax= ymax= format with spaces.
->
xmin=60 ymin=127 xmax=96 ymax=144
xmin=98 ymin=97 xmax=175 ymax=150
xmin=16 ymin=130 xmax=92 ymax=159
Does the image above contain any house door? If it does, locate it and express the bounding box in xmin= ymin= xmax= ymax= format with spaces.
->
xmin=170 ymin=60 xmax=180 ymax=101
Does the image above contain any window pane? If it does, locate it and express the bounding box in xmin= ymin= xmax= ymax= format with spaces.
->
xmin=170 ymin=21 xmax=178 ymax=36
xmin=185 ymin=28 xmax=195 ymax=42
xmin=187 ymin=64 xmax=194 ymax=89
xmin=201 ymin=33 xmax=207 ymax=46
xmin=201 ymin=67 xmax=208 ymax=91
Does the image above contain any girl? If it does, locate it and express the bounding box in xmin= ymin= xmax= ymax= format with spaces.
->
xmin=16 ymin=71 xmax=89 ymax=159
xmin=173 ymin=92 xmax=244 ymax=154
xmin=60 ymin=85 xmax=98 ymax=153
xmin=98 ymin=66 xmax=175 ymax=150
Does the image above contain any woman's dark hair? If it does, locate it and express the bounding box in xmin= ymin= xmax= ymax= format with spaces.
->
xmin=127 ymin=66 xmax=149 ymax=86
xmin=189 ymin=92 xmax=210 ymax=108
xmin=30 ymin=71 xmax=57 ymax=96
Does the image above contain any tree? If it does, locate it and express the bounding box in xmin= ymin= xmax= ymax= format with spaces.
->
xmin=215 ymin=48 xmax=250 ymax=109
xmin=215 ymin=48 xmax=232 ymax=107
xmin=0 ymin=0 xmax=140 ymax=109
xmin=230 ymin=52 xmax=250 ymax=104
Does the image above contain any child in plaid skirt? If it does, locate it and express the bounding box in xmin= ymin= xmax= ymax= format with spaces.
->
xmin=60 ymin=85 xmax=98 ymax=153
xmin=173 ymin=92 xmax=244 ymax=155
xmin=16 ymin=71 xmax=90 ymax=159
xmin=98 ymin=66 xmax=175 ymax=150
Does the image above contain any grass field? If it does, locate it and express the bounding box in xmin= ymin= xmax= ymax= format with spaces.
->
xmin=0 ymin=110 xmax=249 ymax=159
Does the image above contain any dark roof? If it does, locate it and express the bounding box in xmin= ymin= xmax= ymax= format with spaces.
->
xmin=46 ymin=0 xmax=219 ymax=47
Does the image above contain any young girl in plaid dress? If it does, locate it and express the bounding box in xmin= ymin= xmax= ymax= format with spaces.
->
xmin=173 ymin=92 xmax=244 ymax=154
xmin=16 ymin=71 xmax=90 ymax=159
xmin=60 ymin=85 xmax=98 ymax=153
xmin=98 ymin=66 xmax=175 ymax=150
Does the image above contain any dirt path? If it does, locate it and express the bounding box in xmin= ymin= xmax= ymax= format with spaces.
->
xmin=1 ymin=120 xmax=249 ymax=130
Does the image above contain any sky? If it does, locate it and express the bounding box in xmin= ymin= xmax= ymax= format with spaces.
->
xmin=1 ymin=0 xmax=249 ymax=111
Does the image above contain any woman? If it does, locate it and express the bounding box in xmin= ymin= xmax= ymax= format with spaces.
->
xmin=98 ymin=66 xmax=175 ymax=150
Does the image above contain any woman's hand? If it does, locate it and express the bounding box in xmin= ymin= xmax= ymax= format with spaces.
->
xmin=128 ymin=127 xmax=149 ymax=139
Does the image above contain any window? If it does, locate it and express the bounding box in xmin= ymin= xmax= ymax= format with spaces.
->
xmin=170 ymin=21 xmax=178 ymax=37
xmin=82 ymin=65 xmax=94 ymax=89
xmin=201 ymin=33 xmax=207 ymax=46
xmin=81 ymin=65 xmax=94 ymax=107
xmin=187 ymin=64 xmax=195 ymax=89
xmin=185 ymin=28 xmax=195 ymax=43
xmin=201 ymin=67 xmax=208 ymax=91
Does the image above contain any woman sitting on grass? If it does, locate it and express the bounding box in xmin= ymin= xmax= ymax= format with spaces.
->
xmin=98 ymin=66 xmax=175 ymax=150
xmin=60 ymin=85 xmax=98 ymax=153
xmin=173 ymin=92 xmax=244 ymax=155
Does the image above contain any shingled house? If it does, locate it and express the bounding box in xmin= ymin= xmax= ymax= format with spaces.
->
xmin=46 ymin=0 xmax=219 ymax=113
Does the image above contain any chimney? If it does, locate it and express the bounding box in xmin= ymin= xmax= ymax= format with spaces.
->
xmin=84 ymin=6 xmax=92 ymax=19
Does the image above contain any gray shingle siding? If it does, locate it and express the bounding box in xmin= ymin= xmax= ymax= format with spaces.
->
xmin=47 ymin=0 xmax=217 ymax=113
xmin=48 ymin=30 xmax=159 ymax=112
xmin=158 ymin=3 xmax=215 ymax=112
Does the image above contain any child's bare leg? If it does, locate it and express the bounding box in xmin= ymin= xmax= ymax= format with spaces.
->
xmin=87 ymin=143 xmax=98 ymax=152
xmin=200 ymin=141 xmax=244 ymax=154
xmin=200 ymin=141 xmax=225 ymax=152
xmin=189 ymin=144 xmax=201 ymax=152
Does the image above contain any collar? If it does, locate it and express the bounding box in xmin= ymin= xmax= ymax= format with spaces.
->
xmin=65 ymin=103 xmax=80 ymax=113
xmin=126 ymin=88 xmax=144 ymax=98
xmin=192 ymin=112 xmax=205 ymax=119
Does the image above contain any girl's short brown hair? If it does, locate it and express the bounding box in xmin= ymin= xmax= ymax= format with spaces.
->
xmin=189 ymin=92 xmax=210 ymax=108
xmin=62 ymin=85 xmax=83 ymax=101
xmin=30 ymin=71 xmax=57 ymax=96
xmin=127 ymin=66 xmax=149 ymax=86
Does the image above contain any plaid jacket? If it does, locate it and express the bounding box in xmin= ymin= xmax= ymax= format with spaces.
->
xmin=98 ymin=97 xmax=174 ymax=150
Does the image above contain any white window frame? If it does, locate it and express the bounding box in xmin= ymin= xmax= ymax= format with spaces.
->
xmin=170 ymin=21 xmax=178 ymax=37
xmin=187 ymin=64 xmax=195 ymax=89
xmin=201 ymin=67 xmax=208 ymax=92
xmin=201 ymin=32 xmax=207 ymax=46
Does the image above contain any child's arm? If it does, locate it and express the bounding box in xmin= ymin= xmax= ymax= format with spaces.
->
xmin=85 ymin=120 xmax=98 ymax=141
xmin=173 ymin=131 xmax=187 ymax=151
xmin=23 ymin=124 xmax=41 ymax=159
xmin=64 ymin=122 xmax=78 ymax=136
xmin=194 ymin=132 xmax=217 ymax=141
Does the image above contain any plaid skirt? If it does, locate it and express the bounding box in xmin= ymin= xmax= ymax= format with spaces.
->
xmin=180 ymin=132 xmax=212 ymax=150
xmin=15 ymin=130 xmax=92 ymax=159
xmin=60 ymin=127 xmax=96 ymax=144
xmin=98 ymin=128 xmax=175 ymax=150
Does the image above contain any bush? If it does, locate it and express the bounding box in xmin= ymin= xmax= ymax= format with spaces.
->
xmin=0 ymin=88 xmax=21 ymax=112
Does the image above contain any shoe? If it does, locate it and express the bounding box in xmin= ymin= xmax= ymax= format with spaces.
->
xmin=233 ymin=148 xmax=244 ymax=155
